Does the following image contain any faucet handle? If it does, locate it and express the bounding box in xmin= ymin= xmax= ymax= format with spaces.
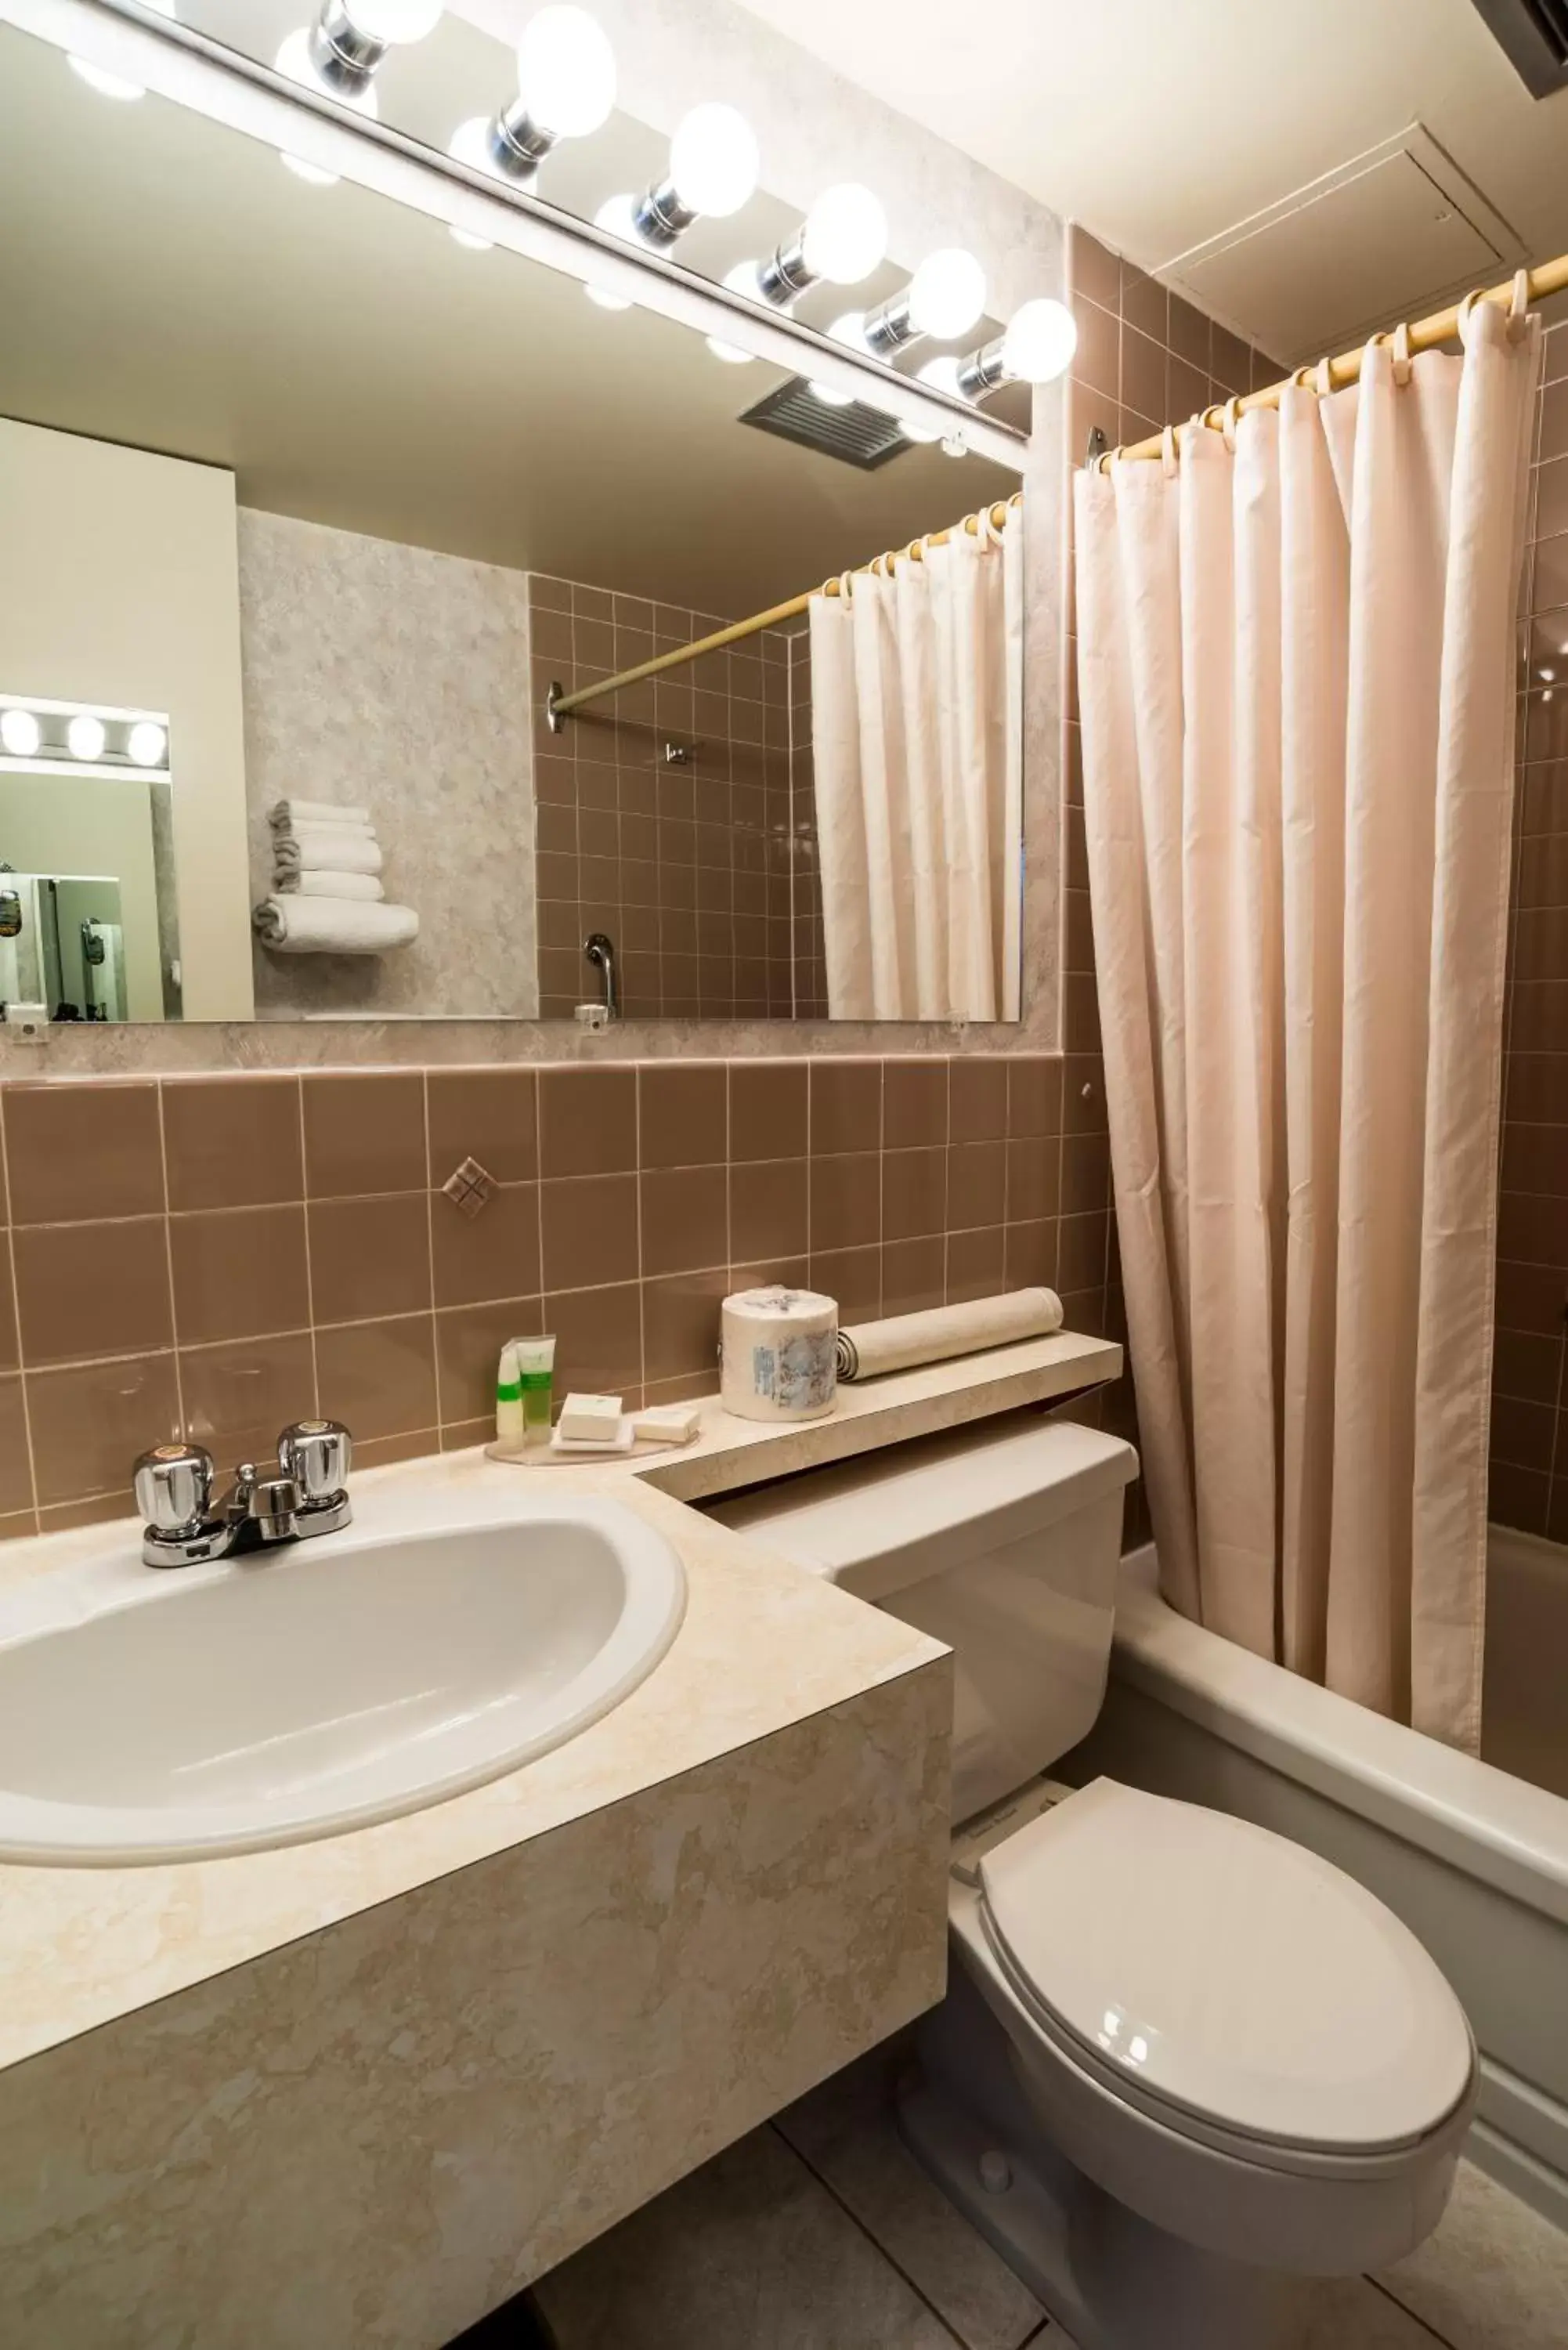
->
xmin=133 ymin=1443 xmax=214 ymax=1538
xmin=278 ymin=1419 xmax=352 ymax=1506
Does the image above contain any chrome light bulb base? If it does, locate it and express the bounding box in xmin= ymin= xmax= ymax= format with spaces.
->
xmin=307 ymin=0 xmax=387 ymax=98
xmin=487 ymin=95 xmax=558 ymax=179
xmin=956 ymin=337 xmax=1010 ymax=400
xmin=863 ymin=288 xmax=917 ymax=357
xmin=631 ymin=175 xmax=699 ymax=251
xmin=756 ymin=232 xmax=816 ymax=307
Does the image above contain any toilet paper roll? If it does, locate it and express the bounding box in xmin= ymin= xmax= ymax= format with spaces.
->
xmin=721 ymin=1286 xmax=838 ymax=1423
xmin=836 ymin=1288 xmax=1064 ymax=1383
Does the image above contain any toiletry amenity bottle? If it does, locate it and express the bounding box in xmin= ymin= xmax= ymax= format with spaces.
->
xmin=515 ymin=1334 xmax=556 ymax=1447
xmin=495 ymin=1342 xmax=525 ymax=1450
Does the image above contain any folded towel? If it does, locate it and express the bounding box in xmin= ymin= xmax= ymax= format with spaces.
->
xmin=252 ymin=898 xmax=417 ymax=954
xmin=268 ymin=798 xmax=373 ymax=831
xmin=273 ymin=830 xmax=383 ymax=878
xmin=276 ymin=870 xmax=385 ymax=902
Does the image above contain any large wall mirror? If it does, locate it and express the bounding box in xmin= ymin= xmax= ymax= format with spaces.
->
xmin=0 ymin=2 xmax=1035 ymax=1026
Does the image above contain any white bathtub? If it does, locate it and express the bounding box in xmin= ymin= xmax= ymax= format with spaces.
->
xmin=1066 ymin=1537 xmax=1568 ymax=2231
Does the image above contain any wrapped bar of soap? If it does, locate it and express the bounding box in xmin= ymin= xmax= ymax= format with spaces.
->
xmin=630 ymin=1401 xmax=703 ymax=1444
xmin=557 ymin=1391 xmax=624 ymax=1443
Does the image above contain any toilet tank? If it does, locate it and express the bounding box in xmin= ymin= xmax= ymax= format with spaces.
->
xmin=706 ymin=1415 xmax=1137 ymax=1824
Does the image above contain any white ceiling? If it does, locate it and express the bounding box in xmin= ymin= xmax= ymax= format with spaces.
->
xmin=733 ymin=0 xmax=1568 ymax=355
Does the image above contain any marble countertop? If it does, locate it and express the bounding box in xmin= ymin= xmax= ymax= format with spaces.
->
xmin=0 ymin=1330 xmax=1120 ymax=2074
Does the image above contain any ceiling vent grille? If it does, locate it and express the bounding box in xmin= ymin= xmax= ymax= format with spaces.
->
xmin=739 ymin=378 xmax=909 ymax=470
xmin=1467 ymin=0 xmax=1568 ymax=94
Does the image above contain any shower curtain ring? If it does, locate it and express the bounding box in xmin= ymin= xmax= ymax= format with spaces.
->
xmin=1221 ymin=396 xmax=1241 ymax=450
xmin=1314 ymin=355 xmax=1335 ymax=398
xmin=1508 ymin=267 xmax=1531 ymax=342
xmin=1161 ymin=424 xmax=1178 ymax=477
xmin=1389 ymin=321 xmax=1412 ymax=385
xmin=1457 ymin=287 xmax=1488 ymax=348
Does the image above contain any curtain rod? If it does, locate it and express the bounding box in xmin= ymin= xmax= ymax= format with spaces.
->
xmin=1097 ymin=250 xmax=1568 ymax=472
xmin=546 ymin=490 xmax=1024 ymax=727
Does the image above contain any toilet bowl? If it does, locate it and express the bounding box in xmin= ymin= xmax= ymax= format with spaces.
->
xmin=708 ymin=1413 xmax=1479 ymax=2350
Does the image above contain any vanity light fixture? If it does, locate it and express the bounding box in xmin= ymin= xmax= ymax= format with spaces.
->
xmin=450 ymin=5 xmax=616 ymax=190
xmin=957 ymin=295 xmax=1078 ymax=395
xmin=0 ymin=709 xmax=42 ymax=758
xmin=68 ymin=0 xmax=176 ymax=99
xmin=66 ymin=715 xmax=107 ymax=762
xmin=863 ymin=247 xmax=987 ymax=357
xmin=630 ymin=102 xmax=760 ymax=250
xmin=754 ymin=183 xmax=889 ymax=306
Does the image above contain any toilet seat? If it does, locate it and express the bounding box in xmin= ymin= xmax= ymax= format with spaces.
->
xmin=976 ymin=1780 xmax=1476 ymax=2171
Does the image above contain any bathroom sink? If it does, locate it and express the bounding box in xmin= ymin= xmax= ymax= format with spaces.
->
xmin=0 ymin=1495 xmax=685 ymax=1865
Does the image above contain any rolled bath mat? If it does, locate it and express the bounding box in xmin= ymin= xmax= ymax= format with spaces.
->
xmin=836 ymin=1287 xmax=1064 ymax=1382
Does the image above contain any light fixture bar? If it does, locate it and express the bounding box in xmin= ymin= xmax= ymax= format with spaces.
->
xmin=16 ymin=0 xmax=1028 ymax=467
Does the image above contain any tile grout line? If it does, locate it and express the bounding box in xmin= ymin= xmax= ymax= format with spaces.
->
xmin=764 ymin=2120 xmax=974 ymax=2350
xmin=297 ymin=1076 xmax=321 ymax=1420
xmin=1364 ymin=2271 xmax=1465 ymax=2348
xmin=0 ymin=1095 xmax=40 ymax=1535
xmin=154 ymin=1081 xmax=187 ymax=1445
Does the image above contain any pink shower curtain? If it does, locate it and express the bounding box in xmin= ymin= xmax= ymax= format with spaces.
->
xmin=1074 ymin=296 xmax=1540 ymax=1751
xmin=808 ymin=511 xmax=1024 ymax=1020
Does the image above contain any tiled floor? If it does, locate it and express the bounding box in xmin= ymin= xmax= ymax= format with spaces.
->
xmin=515 ymin=2038 xmax=1568 ymax=2350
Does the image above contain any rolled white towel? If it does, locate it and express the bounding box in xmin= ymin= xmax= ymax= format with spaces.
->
xmin=252 ymin=897 xmax=417 ymax=954
xmin=276 ymin=870 xmax=385 ymax=902
xmin=268 ymin=797 xmax=373 ymax=831
xmin=273 ymin=829 xmax=382 ymax=877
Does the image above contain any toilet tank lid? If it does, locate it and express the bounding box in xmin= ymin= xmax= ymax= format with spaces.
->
xmin=705 ymin=1418 xmax=1136 ymax=1596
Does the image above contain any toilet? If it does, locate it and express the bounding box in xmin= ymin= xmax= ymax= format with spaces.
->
xmin=710 ymin=1415 xmax=1477 ymax=2350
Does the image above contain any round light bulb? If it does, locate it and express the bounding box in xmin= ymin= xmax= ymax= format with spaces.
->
xmin=275 ymin=28 xmax=379 ymax=116
xmin=518 ymin=5 xmax=616 ymax=139
xmin=0 ymin=709 xmax=42 ymax=757
xmin=908 ymin=247 xmax=987 ymax=341
xmin=918 ymin=354 xmax=963 ymax=397
xmin=807 ymin=313 xmax=868 ymax=408
xmin=668 ymin=103 xmax=759 ymax=219
xmin=341 ymin=0 xmax=443 ymax=41
xmin=67 ymin=715 xmax=107 ymax=762
xmin=128 ymin=720 xmax=168 ymax=768
xmin=68 ymin=0 xmax=174 ymax=99
xmin=1000 ymin=295 xmax=1077 ymax=384
xmin=706 ymin=264 xmax=762 ymax=364
xmin=800 ymin=183 xmax=887 ymax=287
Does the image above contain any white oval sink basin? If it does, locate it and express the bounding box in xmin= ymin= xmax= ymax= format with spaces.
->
xmin=0 ymin=1494 xmax=685 ymax=1865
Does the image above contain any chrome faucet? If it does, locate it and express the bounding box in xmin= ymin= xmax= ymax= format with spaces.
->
xmin=133 ymin=1419 xmax=352 ymax=1569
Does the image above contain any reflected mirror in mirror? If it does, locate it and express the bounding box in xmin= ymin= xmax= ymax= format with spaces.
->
xmin=0 ymin=13 xmax=1029 ymax=1025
